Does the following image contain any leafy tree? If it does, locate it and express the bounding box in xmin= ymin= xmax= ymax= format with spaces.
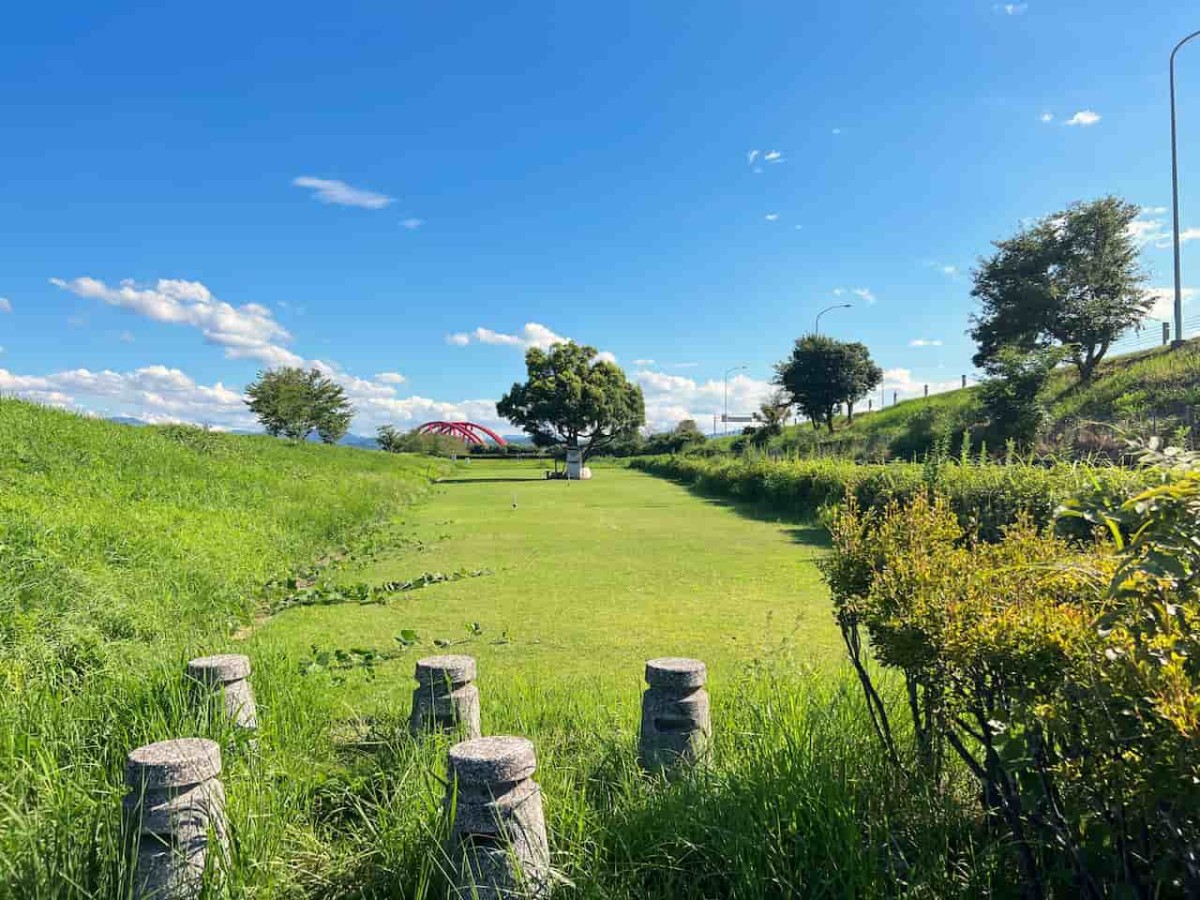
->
xmin=970 ymin=196 xmax=1150 ymax=381
xmin=978 ymin=346 xmax=1064 ymax=449
xmin=496 ymin=341 xmax=645 ymax=460
xmin=774 ymin=335 xmax=882 ymax=433
xmin=673 ymin=419 xmax=706 ymax=447
xmin=245 ymin=367 xmax=353 ymax=443
xmin=751 ymin=390 xmax=791 ymax=447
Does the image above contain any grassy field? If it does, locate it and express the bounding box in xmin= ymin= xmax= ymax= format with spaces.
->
xmin=254 ymin=459 xmax=843 ymax=703
xmin=2 ymin=405 xmax=999 ymax=897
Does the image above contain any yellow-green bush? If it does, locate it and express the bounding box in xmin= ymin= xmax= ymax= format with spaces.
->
xmin=821 ymin=443 xmax=1200 ymax=896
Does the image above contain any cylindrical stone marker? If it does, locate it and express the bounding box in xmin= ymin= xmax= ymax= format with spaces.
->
xmin=446 ymin=736 xmax=550 ymax=899
xmin=410 ymin=655 xmax=482 ymax=740
xmin=639 ymin=657 xmax=711 ymax=772
xmin=123 ymin=738 xmax=229 ymax=900
xmin=186 ymin=654 xmax=257 ymax=732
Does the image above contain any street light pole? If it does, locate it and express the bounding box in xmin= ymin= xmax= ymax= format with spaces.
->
xmin=815 ymin=303 xmax=852 ymax=334
xmin=1170 ymin=29 xmax=1200 ymax=348
xmin=723 ymin=364 xmax=747 ymax=436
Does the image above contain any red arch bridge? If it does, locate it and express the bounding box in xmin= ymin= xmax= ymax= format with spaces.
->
xmin=416 ymin=421 xmax=508 ymax=446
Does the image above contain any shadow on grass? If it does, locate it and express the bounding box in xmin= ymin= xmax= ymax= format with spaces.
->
xmin=436 ymin=476 xmax=552 ymax=484
xmin=689 ymin=491 xmax=831 ymax=548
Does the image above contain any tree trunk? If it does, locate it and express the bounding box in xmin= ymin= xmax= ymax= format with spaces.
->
xmin=846 ymin=401 xmax=855 ymax=423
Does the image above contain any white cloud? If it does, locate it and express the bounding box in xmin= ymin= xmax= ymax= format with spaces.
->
xmin=471 ymin=323 xmax=569 ymax=349
xmin=672 ymin=362 xmax=699 ymax=369
xmin=852 ymin=287 xmax=876 ymax=304
xmin=746 ymin=150 xmax=759 ymax=165
xmin=402 ymin=218 xmax=423 ymax=230
xmin=909 ymin=338 xmax=943 ymax=347
xmin=446 ymin=332 xmax=471 ymax=346
xmin=1126 ymin=211 xmax=1200 ymax=250
xmin=596 ymin=351 xmax=618 ymax=364
xmin=1040 ymin=112 xmax=1054 ymax=123
xmin=764 ymin=213 xmax=779 ymax=222
xmin=999 ymin=3 xmax=1028 ymax=15
xmin=763 ymin=150 xmax=784 ymax=164
xmin=1064 ymin=110 xmax=1101 ymax=127
xmin=633 ymin=358 xmax=656 ymax=366
xmin=831 ymin=128 xmax=842 ymax=135
xmin=0 ymin=297 xmax=11 ymax=313
xmin=634 ymin=368 xmax=774 ymax=432
xmin=374 ymin=371 xmax=406 ymax=384
xmin=0 ymin=365 xmax=251 ymax=428
xmin=51 ymin=276 xmax=302 ymax=367
xmin=292 ymin=176 xmax=393 ymax=209
xmin=119 ymin=331 xmax=135 ymax=343
xmin=832 ymin=288 xmax=845 ymax=297
xmin=1146 ymin=286 xmax=1197 ymax=322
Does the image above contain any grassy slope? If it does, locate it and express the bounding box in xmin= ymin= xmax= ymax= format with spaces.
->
xmin=707 ymin=338 xmax=1200 ymax=460
xmin=0 ymin=399 xmax=442 ymax=897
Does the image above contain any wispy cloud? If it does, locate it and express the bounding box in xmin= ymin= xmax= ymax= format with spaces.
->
xmin=633 ymin=358 xmax=656 ymax=366
xmin=763 ymin=150 xmax=784 ymax=164
xmin=402 ymin=218 xmax=423 ymax=230
xmin=909 ymin=338 xmax=943 ymax=347
xmin=746 ymin=150 xmax=759 ymax=165
xmin=446 ymin=333 xmax=471 ymax=346
xmin=292 ymin=176 xmax=394 ymax=209
xmin=1040 ymin=112 xmax=1054 ymax=123
xmin=672 ymin=362 xmax=699 ymax=369
xmin=0 ymin=297 xmax=11 ymax=313
xmin=1146 ymin=286 xmax=1198 ymax=321
xmin=118 ymin=331 xmax=135 ymax=343
xmin=764 ymin=213 xmax=779 ymax=222
xmin=997 ymin=3 xmax=1028 ymax=15
xmin=852 ymin=288 xmax=876 ymax=304
xmin=374 ymin=371 xmax=406 ymax=384
xmin=1064 ymin=110 xmax=1101 ymax=127
xmin=51 ymin=276 xmax=302 ymax=367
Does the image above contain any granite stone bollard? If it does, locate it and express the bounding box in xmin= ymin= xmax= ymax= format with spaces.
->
xmin=446 ymin=736 xmax=550 ymax=899
xmin=186 ymin=654 xmax=257 ymax=732
xmin=123 ymin=738 xmax=229 ymax=900
xmin=638 ymin=657 xmax=711 ymax=772
xmin=410 ymin=655 xmax=482 ymax=740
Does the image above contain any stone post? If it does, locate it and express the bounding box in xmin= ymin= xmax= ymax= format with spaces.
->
xmin=638 ymin=657 xmax=711 ymax=772
xmin=446 ymin=736 xmax=550 ymax=899
xmin=123 ymin=738 xmax=229 ymax=900
xmin=186 ymin=654 xmax=257 ymax=732
xmin=410 ymin=655 xmax=482 ymax=740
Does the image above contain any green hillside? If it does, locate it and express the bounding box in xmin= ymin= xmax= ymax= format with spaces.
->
xmin=708 ymin=337 xmax=1200 ymax=460
xmin=0 ymin=399 xmax=443 ymax=896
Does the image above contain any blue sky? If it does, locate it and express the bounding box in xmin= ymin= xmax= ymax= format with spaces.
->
xmin=2 ymin=1 xmax=1199 ymax=433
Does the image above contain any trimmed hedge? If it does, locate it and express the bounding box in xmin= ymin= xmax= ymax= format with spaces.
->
xmin=630 ymin=454 xmax=1150 ymax=540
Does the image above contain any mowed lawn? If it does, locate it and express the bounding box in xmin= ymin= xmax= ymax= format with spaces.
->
xmin=253 ymin=459 xmax=841 ymax=710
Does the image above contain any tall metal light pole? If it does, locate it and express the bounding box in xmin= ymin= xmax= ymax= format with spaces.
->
xmin=1171 ymin=29 xmax=1200 ymax=347
xmin=724 ymin=364 xmax=747 ymax=436
xmin=815 ymin=303 xmax=852 ymax=334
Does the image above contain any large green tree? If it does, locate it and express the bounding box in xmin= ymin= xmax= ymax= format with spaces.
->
xmin=775 ymin=335 xmax=882 ymax=433
xmin=496 ymin=342 xmax=644 ymax=460
xmin=970 ymin=196 xmax=1150 ymax=381
xmin=245 ymin=367 xmax=353 ymax=443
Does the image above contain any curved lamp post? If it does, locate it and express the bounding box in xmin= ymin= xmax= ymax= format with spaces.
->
xmin=1171 ymin=29 xmax=1200 ymax=347
xmin=815 ymin=303 xmax=851 ymax=334
xmin=723 ymin=365 xmax=747 ymax=436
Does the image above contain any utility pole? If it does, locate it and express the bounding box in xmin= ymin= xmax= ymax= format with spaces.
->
xmin=1170 ymin=30 xmax=1200 ymax=347
xmin=814 ymin=303 xmax=852 ymax=334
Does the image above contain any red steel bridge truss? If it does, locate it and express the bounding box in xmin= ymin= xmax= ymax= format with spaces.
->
xmin=416 ymin=421 xmax=508 ymax=446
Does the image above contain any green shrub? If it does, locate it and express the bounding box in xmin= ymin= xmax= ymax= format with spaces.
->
xmin=630 ymin=453 xmax=1147 ymax=540
xmin=820 ymin=443 xmax=1200 ymax=896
